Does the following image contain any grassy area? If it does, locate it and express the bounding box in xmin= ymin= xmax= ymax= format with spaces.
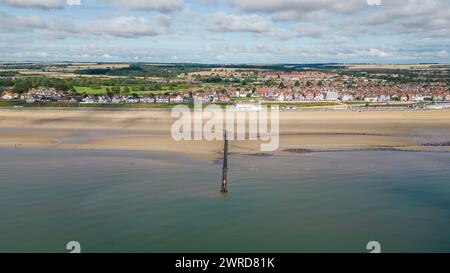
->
xmin=263 ymin=102 xmax=340 ymax=107
xmin=0 ymin=101 xmax=26 ymax=107
xmin=366 ymin=103 xmax=416 ymax=107
xmin=74 ymin=86 xmax=185 ymax=95
xmin=74 ymin=86 xmax=107 ymax=94
xmin=344 ymin=101 xmax=417 ymax=106
xmin=132 ymin=90 xmax=171 ymax=95
xmin=343 ymin=101 xmax=367 ymax=105
xmin=0 ymin=100 xmax=428 ymax=110
xmin=134 ymin=82 xmax=210 ymax=94
xmin=0 ymin=101 xmax=235 ymax=109
xmin=0 ymin=101 xmax=175 ymax=109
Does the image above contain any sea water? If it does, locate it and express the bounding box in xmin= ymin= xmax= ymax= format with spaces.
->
xmin=0 ymin=148 xmax=449 ymax=253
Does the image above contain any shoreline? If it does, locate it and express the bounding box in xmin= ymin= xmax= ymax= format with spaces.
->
xmin=2 ymin=144 xmax=449 ymax=163
xmin=1 ymin=109 xmax=449 ymax=158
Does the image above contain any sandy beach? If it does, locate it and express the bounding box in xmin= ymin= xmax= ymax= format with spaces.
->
xmin=0 ymin=109 xmax=449 ymax=158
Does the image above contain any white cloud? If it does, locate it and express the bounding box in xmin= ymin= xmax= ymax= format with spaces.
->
xmin=101 ymin=53 xmax=114 ymax=59
xmin=90 ymin=16 xmax=172 ymax=38
xmin=67 ymin=0 xmax=81 ymax=6
xmin=0 ymin=0 xmax=64 ymax=9
xmin=207 ymin=12 xmax=272 ymax=33
xmin=0 ymin=12 xmax=48 ymax=31
xmin=207 ymin=34 xmax=225 ymax=41
xmin=225 ymin=0 xmax=367 ymax=20
xmin=436 ymin=50 xmax=448 ymax=57
xmin=267 ymin=23 xmax=329 ymax=40
xmin=336 ymin=0 xmax=450 ymax=39
xmin=368 ymin=48 xmax=391 ymax=58
xmin=0 ymin=12 xmax=172 ymax=38
xmin=1 ymin=0 xmax=450 ymax=63
xmin=102 ymin=0 xmax=183 ymax=13
xmin=367 ymin=0 xmax=382 ymax=6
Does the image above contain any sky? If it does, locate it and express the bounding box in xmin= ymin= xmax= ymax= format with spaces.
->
xmin=0 ymin=0 xmax=449 ymax=64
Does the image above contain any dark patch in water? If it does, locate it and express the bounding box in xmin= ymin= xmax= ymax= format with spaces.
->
xmin=385 ymin=185 xmax=450 ymax=215
xmin=422 ymin=141 xmax=450 ymax=147
xmin=284 ymin=148 xmax=315 ymax=154
xmin=281 ymin=132 xmax=392 ymax=137
xmin=284 ymin=147 xmax=450 ymax=154
xmin=245 ymin=153 xmax=274 ymax=157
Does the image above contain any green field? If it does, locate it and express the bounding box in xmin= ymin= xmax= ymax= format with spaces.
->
xmin=74 ymin=86 xmax=185 ymax=95
xmin=0 ymin=101 xmax=26 ymax=107
xmin=343 ymin=101 xmax=368 ymax=105
xmin=0 ymin=101 xmax=180 ymax=109
xmin=74 ymin=86 xmax=106 ymax=94
xmin=0 ymin=100 xmax=340 ymax=109
xmin=0 ymin=101 xmax=234 ymax=109
xmin=263 ymin=102 xmax=340 ymax=107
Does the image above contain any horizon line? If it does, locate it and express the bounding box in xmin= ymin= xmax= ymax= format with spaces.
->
xmin=0 ymin=61 xmax=448 ymax=66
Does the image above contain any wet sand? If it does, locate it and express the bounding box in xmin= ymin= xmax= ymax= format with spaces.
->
xmin=0 ymin=109 xmax=449 ymax=157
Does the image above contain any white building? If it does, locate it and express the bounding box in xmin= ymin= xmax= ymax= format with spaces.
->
xmin=170 ymin=95 xmax=184 ymax=103
xmin=412 ymin=95 xmax=424 ymax=102
xmin=235 ymin=91 xmax=247 ymax=98
xmin=364 ymin=97 xmax=378 ymax=102
xmin=81 ymin=98 xmax=95 ymax=104
xmin=379 ymin=95 xmax=391 ymax=102
xmin=341 ymin=93 xmax=354 ymax=102
xmin=276 ymin=94 xmax=285 ymax=102
xmin=400 ymin=96 xmax=409 ymax=102
xmin=234 ymin=101 xmax=262 ymax=111
xmin=314 ymin=93 xmax=324 ymax=101
xmin=304 ymin=93 xmax=314 ymax=101
xmin=1 ymin=92 xmax=16 ymax=100
xmin=325 ymin=91 xmax=339 ymax=101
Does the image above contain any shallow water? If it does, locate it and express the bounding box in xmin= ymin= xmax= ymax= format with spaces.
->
xmin=0 ymin=148 xmax=449 ymax=253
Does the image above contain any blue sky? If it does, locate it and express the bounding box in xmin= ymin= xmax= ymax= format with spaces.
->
xmin=0 ymin=0 xmax=449 ymax=63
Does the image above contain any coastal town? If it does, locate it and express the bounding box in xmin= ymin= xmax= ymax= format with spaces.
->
xmin=1 ymin=63 xmax=450 ymax=109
